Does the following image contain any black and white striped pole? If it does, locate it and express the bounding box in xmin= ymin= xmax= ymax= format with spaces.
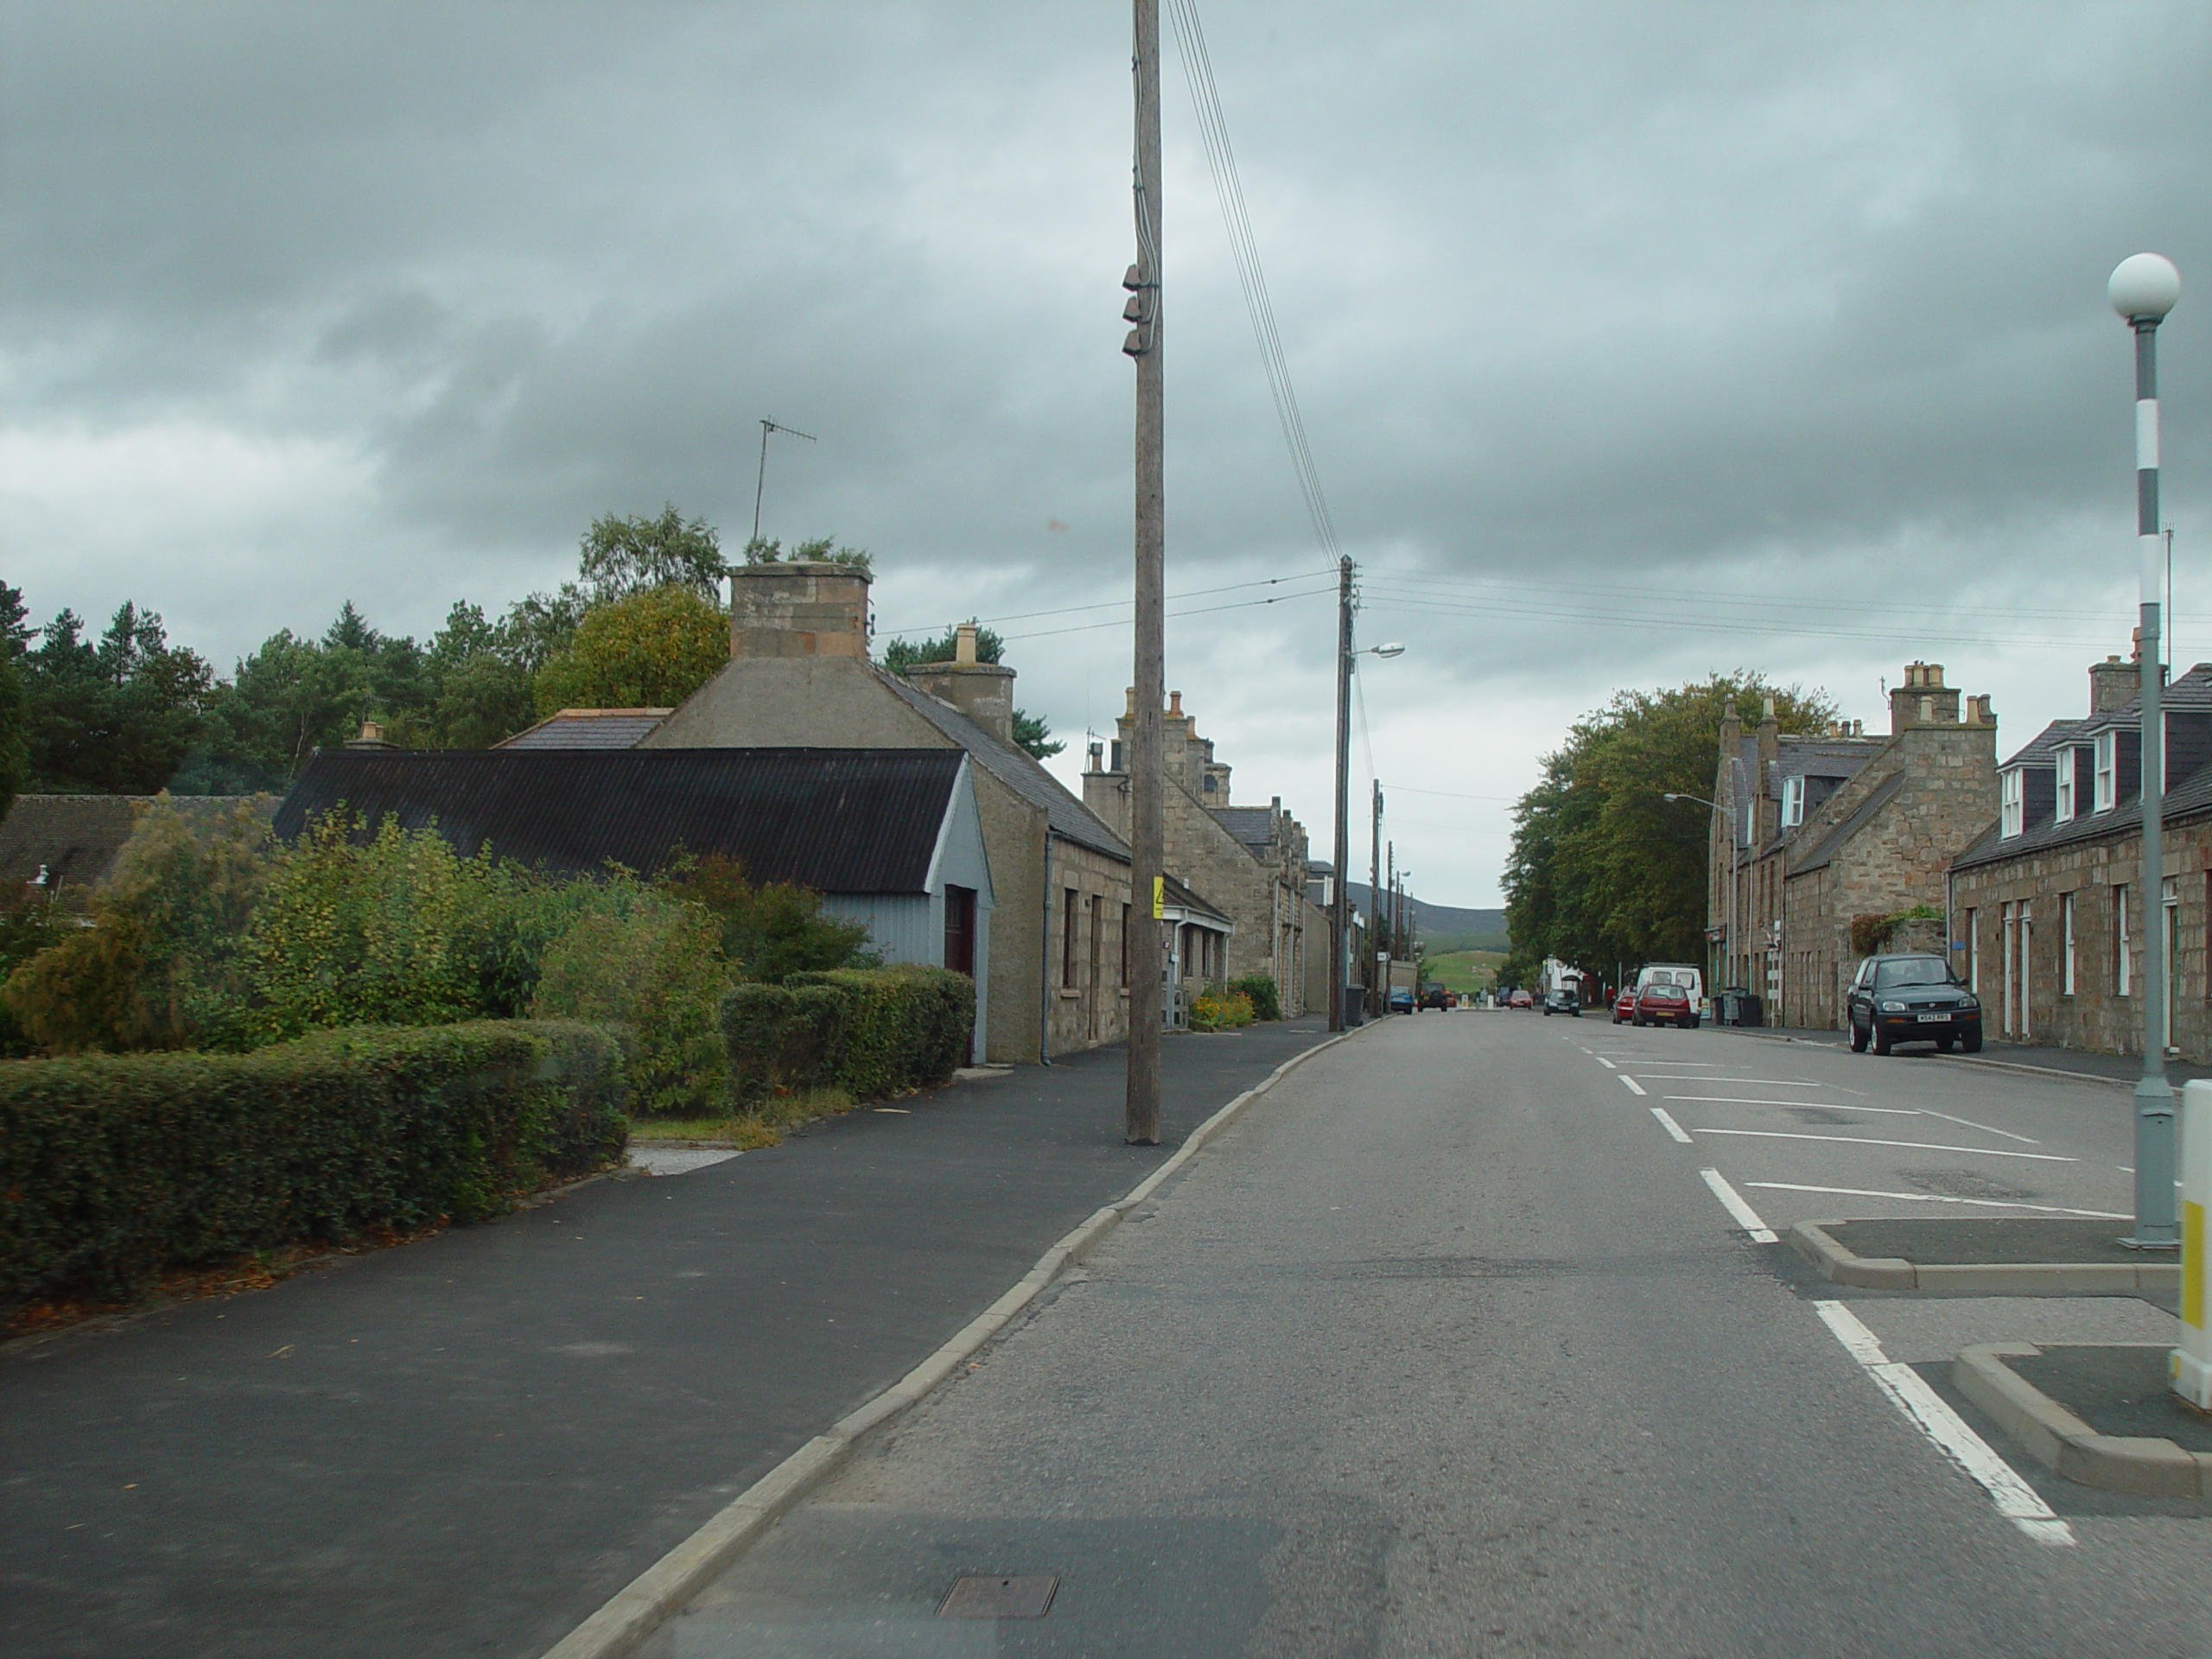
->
xmin=2111 ymin=251 xmax=2182 ymax=1249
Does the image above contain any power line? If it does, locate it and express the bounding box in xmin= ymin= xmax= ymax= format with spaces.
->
xmin=1166 ymin=0 xmax=1339 ymax=559
xmin=877 ymin=567 xmax=1334 ymax=642
xmin=1001 ymin=582 xmax=1334 ymax=642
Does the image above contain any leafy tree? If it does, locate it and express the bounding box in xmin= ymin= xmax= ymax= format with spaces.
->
xmin=741 ymin=533 xmax=872 ymax=572
xmin=0 ymin=583 xmax=27 ymax=818
xmin=579 ymin=505 xmax=727 ymax=603
xmin=531 ymin=584 xmax=728 ymax=716
xmin=1503 ymin=674 xmax=1836 ymax=980
xmin=22 ymin=604 xmax=213 ymax=793
xmin=880 ymin=619 xmax=1065 ymax=760
xmin=2 ymin=797 xmax=271 ymax=1052
xmin=419 ymin=601 xmax=536 ymax=747
xmin=656 ymin=852 xmax=875 ymax=982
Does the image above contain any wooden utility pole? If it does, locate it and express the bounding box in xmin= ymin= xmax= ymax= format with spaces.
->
xmin=1123 ymin=0 xmax=1164 ymax=1144
xmin=1328 ymin=556 xmax=1353 ymax=1030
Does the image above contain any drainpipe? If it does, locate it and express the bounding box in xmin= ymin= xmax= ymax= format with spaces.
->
xmin=1039 ymin=826 xmax=1055 ymax=1065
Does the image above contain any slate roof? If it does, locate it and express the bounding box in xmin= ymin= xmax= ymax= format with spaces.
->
xmin=1789 ymin=772 xmax=1908 ymax=876
xmin=498 ymin=709 xmax=671 ymax=750
xmin=2063 ymin=663 xmax=2212 ymax=739
xmin=1953 ymin=757 xmax=2212 ymax=872
xmin=274 ymin=747 xmax=967 ymax=893
xmin=1162 ymin=874 xmax=1232 ymax=928
xmin=0 ymin=794 xmax=273 ymax=893
xmin=1999 ymin=719 xmax=2083 ymax=770
xmin=1773 ymin=737 xmax=1881 ymax=783
xmin=1208 ymin=805 xmax=1275 ymax=854
xmin=877 ymin=670 xmax=1131 ymax=861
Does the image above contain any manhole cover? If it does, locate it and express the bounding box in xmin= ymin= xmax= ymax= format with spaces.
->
xmin=938 ymin=1574 xmax=1059 ymax=1619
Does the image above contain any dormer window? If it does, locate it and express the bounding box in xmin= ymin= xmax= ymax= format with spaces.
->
xmin=2055 ymin=748 xmax=2075 ymax=823
xmin=2094 ymin=731 xmax=2118 ymax=811
xmin=1999 ymin=768 xmax=2024 ymax=838
xmin=1779 ymin=774 xmax=1804 ymax=829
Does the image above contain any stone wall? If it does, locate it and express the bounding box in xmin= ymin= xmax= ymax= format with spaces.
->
xmin=1952 ymin=817 xmax=2212 ymax=1061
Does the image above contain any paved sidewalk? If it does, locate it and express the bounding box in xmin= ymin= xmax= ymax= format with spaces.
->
xmin=0 ymin=1018 xmax=1341 ymax=1659
xmin=1720 ymin=1021 xmax=2212 ymax=1089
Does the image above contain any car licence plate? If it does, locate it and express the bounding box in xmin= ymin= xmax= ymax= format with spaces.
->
xmin=1916 ymin=1012 xmax=1951 ymax=1022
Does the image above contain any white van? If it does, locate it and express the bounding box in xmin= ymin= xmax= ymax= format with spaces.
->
xmin=1634 ymin=963 xmax=1706 ymax=1014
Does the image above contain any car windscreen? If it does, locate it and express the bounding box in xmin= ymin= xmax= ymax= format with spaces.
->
xmin=1872 ymin=957 xmax=1953 ymax=989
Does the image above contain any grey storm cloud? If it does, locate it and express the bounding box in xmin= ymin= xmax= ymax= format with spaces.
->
xmin=4 ymin=0 xmax=2209 ymax=903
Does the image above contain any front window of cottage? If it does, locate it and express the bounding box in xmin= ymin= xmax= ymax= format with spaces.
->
xmin=2055 ymin=748 xmax=2075 ymax=821
xmin=2094 ymin=731 xmax=2117 ymax=811
xmin=2061 ymin=891 xmax=2076 ymax=995
xmin=1999 ymin=768 xmax=2024 ymax=838
xmin=1779 ymin=773 xmax=1804 ymax=828
xmin=2115 ymin=883 xmax=2132 ymax=995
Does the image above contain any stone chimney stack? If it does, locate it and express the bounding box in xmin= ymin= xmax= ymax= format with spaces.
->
xmin=2089 ymin=653 xmax=2138 ymax=714
xmin=728 ymin=561 xmax=872 ymax=659
xmin=906 ymin=638 xmax=1018 ymax=746
xmin=1888 ymin=661 xmax=1961 ymax=733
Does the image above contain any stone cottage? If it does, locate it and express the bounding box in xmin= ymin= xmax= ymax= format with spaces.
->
xmin=1706 ymin=662 xmax=1999 ymax=1029
xmin=1082 ymin=690 xmax=1331 ymax=1015
xmin=1948 ymin=655 xmax=2212 ymax=1058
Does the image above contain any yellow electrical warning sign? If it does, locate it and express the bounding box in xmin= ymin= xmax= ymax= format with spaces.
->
xmin=1152 ymin=876 xmax=1165 ymax=918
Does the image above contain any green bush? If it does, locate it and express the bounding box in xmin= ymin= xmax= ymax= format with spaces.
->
xmin=1228 ymin=972 xmax=1281 ymax=1021
xmin=531 ymin=899 xmax=730 ymax=1116
xmin=3 ymin=797 xmax=271 ymax=1053
xmin=1189 ymin=988 xmax=1255 ymax=1031
xmin=722 ymin=965 xmax=971 ymax=1105
xmin=0 ymin=1019 xmax=626 ymax=1314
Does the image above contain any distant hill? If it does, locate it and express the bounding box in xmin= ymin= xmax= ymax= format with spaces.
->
xmin=1346 ymin=885 xmax=1507 ymax=953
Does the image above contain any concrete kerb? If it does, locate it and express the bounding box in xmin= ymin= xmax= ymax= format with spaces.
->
xmin=1954 ymin=1344 xmax=2211 ymax=1498
xmin=537 ymin=1020 xmax=1378 ymax=1659
xmin=1787 ymin=1220 xmax=2181 ymax=1293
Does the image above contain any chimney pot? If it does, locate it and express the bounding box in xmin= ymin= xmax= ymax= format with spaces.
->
xmin=1168 ymin=690 xmax=1183 ymax=716
xmin=955 ymin=622 xmax=978 ymax=665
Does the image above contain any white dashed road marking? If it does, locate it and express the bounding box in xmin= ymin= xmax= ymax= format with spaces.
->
xmin=1649 ymin=1107 xmax=1694 ymax=1144
xmin=1698 ymin=1166 xmax=1777 ymax=1242
xmin=1745 ymin=1182 xmax=2128 ymax=1220
xmin=1814 ymin=1301 xmax=2074 ymax=1547
xmin=1618 ymin=1075 xmax=1647 ymax=1096
xmin=1694 ymin=1128 xmax=2074 ymax=1163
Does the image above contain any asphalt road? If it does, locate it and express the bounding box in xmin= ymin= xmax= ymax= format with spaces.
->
xmin=648 ymin=1007 xmax=2212 ymax=1657
xmin=0 ymin=1020 xmax=1332 ymax=1659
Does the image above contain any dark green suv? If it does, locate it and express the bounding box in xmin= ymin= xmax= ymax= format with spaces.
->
xmin=1847 ymin=953 xmax=1982 ymax=1055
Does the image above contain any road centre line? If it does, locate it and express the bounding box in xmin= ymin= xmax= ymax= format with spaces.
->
xmin=1914 ymin=1107 xmax=2039 ymax=1146
xmin=1745 ymin=1182 xmax=2129 ymax=1220
xmin=1665 ymin=1095 xmax=1922 ymax=1116
xmin=1649 ymin=1107 xmax=1694 ymax=1143
xmin=1694 ymin=1128 xmax=2075 ymax=1163
xmin=1698 ymin=1167 xmax=1778 ymax=1243
xmin=1618 ymin=1075 xmax=1647 ymax=1096
xmin=1813 ymin=1301 xmax=2074 ymax=1547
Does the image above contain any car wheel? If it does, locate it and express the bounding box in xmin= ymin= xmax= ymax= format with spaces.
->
xmin=1936 ymin=1034 xmax=1955 ymax=1052
xmin=1872 ymin=1021 xmax=1893 ymax=1056
xmin=1961 ymin=1030 xmax=1983 ymax=1053
xmin=1684 ymin=1015 xmax=1700 ymax=1030
xmin=1848 ymin=1017 xmax=1868 ymax=1053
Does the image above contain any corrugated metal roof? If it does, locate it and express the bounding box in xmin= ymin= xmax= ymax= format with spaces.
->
xmin=273 ymin=748 xmax=965 ymax=893
xmin=497 ymin=709 xmax=672 ymax=749
xmin=878 ymin=670 xmax=1131 ymax=861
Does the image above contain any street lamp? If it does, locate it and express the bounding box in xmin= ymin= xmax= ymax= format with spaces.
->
xmin=2112 ymin=251 xmax=2183 ymax=1249
xmin=1663 ymin=790 xmax=1735 ymax=1009
xmin=1329 ymin=558 xmax=1406 ymax=1033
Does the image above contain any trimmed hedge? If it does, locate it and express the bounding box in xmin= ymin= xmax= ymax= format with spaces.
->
xmin=0 ymin=1020 xmax=626 ymax=1314
xmin=721 ymin=965 xmax=974 ymax=1106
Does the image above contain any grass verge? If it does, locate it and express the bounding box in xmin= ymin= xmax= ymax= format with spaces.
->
xmin=627 ymin=1087 xmax=858 ymax=1149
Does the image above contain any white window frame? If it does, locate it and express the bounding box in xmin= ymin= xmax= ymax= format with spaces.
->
xmin=2116 ymin=882 xmax=2132 ymax=996
xmin=2061 ymin=891 xmax=2075 ymax=995
xmin=2094 ymin=731 xmax=2118 ymax=812
xmin=2055 ymin=748 xmax=2075 ymax=823
xmin=1964 ymin=907 xmax=1978 ymax=994
xmin=1780 ymin=773 xmax=1804 ymax=829
xmin=1999 ymin=768 xmax=2024 ymax=838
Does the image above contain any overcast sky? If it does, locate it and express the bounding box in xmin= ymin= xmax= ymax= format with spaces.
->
xmin=5 ymin=2 xmax=2209 ymax=908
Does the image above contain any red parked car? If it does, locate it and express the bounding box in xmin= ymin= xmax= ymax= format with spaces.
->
xmin=1611 ymin=988 xmax=1637 ymax=1024
xmin=1633 ymin=982 xmax=1699 ymax=1029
